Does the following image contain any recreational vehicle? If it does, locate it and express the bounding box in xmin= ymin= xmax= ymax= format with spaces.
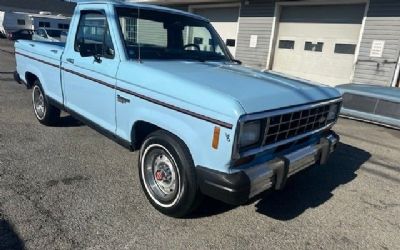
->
xmin=0 ymin=11 xmax=70 ymax=37
xmin=30 ymin=12 xmax=70 ymax=31
xmin=0 ymin=11 xmax=32 ymax=36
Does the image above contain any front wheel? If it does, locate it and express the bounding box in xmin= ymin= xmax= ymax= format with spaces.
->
xmin=32 ymin=80 xmax=60 ymax=126
xmin=138 ymin=130 xmax=202 ymax=217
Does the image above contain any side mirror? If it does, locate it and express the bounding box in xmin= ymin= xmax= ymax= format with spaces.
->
xmin=79 ymin=43 xmax=95 ymax=57
xmin=226 ymin=39 xmax=236 ymax=47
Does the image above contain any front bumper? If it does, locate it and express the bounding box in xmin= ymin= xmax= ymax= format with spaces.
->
xmin=196 ymin=131 xmax=339 ymax=205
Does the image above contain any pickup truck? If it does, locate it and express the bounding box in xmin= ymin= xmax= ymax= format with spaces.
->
xmin=14 ymin=1 xmax=342 ymax=217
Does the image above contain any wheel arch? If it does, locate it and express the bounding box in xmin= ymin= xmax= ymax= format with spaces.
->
xmin=25 ymin=71 xmax=38 ymax=89
xmin=130 ymin=119 xmax=197 ymax=166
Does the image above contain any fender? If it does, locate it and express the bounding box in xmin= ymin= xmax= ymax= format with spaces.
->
xmin=130 ymin=105 xmax=205 ymax=167
xmin=16 ymin=52 xmax=54 ymax=96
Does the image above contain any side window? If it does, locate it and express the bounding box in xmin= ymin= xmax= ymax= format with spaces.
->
xmin=74 ymin=11 xmax=115 ymax=59
xmin=58 ymin=23 xmax=69 ymax=29
xmin=39 ymin=22 xmax=50 ymax=28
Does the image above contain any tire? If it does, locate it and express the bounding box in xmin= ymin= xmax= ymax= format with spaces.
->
xmin=138 ymin=130 xmax=202 ymax=217
xmin=32 ymin=80 xmax=60 ymax=126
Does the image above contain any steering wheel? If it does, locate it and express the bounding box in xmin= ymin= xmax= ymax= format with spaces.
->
xmin=183 ymin=44 xmax=201 ymax=51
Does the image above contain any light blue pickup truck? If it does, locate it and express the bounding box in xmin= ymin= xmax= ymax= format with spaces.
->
xmin=14 ymin=1 xmax=342 ymax=217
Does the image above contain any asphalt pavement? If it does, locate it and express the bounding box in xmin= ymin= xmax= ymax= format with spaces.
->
xmin=0 ymin=39 xmax=399 ymax=249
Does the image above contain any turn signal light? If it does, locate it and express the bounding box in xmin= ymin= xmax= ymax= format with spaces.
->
xmin=233 ymin=155 xmax=255 ymax=167
xmin=212 ymin=126 xmax=220 ymax=149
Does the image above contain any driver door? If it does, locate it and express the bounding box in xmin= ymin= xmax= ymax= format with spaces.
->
xmin=62 ymin=9 xmax=119 ymax=133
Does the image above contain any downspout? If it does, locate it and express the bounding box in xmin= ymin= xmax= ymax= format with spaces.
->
xmin=392 ymin=52 xmax=400 ymax=87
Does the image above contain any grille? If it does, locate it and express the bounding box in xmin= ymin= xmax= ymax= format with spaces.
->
xmin=262 ymin=103 xmax=339 ymax=146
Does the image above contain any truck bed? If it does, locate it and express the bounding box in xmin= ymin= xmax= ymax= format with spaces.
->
xmin=15 ymin=40 xmax=65 ymax=62
xmin=15 ymin=40 xmax=65 ymax=102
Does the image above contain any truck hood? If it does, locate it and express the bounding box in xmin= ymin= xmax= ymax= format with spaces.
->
xmin=134 ymin=61 xmax=341 ymax=114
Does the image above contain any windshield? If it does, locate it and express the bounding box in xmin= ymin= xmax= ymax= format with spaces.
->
xmin=116 ymin=7 xmax=232 ymax=62
xmin=46 ymin=30 xmax=62 ymax=37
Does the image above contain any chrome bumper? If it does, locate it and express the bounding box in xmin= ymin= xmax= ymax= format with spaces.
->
xmin=244 ymin=132 xmax=339 ymax=199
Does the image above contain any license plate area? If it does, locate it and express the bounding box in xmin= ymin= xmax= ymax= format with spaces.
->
xmin=284 ymin=145 xmax=320 ymax=177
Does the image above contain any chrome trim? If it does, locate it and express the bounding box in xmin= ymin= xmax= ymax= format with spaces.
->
xmin=232 ymin=98 xmax=342 ymax=160
xmin=243 ymin=132 xmax=339 ymax=198
xmin=239 ymin=122 xmax=335 ymax=159
xmin=240 ymin=98 xmax=342 ymax=122
xmin=243 ymin=159 xmax=280 ymax=198
xmin=285 ymin=145 xmax=319 ymax=177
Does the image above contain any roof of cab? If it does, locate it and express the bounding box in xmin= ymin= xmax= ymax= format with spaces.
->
xmin=74 ymin=0 xmax=209 ymax=22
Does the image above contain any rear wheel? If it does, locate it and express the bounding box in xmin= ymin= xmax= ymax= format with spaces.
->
xmin=138 ymin=130 xmax=202 ymax=217
xmin=32 ymin=80 xmax=60 ymax=126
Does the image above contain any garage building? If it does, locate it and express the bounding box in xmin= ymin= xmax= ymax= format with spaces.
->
xmin=137 ymin=0 xmax=400 ymax=88
xmin=1 ymin=0 xmax=399 ymax=87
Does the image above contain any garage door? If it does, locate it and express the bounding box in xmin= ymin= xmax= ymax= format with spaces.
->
xmin=272 ymin=4 xmax=365 ymax=86
xmin=193 ymin=6 xmax=239 ymax=56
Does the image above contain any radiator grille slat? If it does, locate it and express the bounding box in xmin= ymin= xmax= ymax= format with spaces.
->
xmin=262 ymin=103 xmax=338 ymax=146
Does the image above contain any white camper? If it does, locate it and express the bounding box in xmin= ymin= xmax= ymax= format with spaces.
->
xmin=0 ymin=11 xmax=32 ymax=36
xmin=30 ymin=12 xmax=70 ymax=31
xmin=0 ymin=11 xmax=70 ymax=37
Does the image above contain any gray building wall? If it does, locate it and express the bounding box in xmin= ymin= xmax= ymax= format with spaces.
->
xmin=236 ymin=0 xmax=400 ymax=86
xmin=236 ymin=0 xmax=275 ymax=69
xmin=353 ymin=0 xmax=400 ymax=86
xmin=3 ymin=0 xmax=398 ymax=86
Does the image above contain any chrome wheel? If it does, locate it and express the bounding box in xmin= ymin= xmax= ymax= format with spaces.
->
xmin=33 ymin=85 xmax=46 ymax=120
xmin=141 ymin=144 xmax=181 ymax=208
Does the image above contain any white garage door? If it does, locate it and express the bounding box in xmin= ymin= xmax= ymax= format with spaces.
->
xmin=193 ymin=6 xmax=239 ymax=56
xmin=272 ymin=4 xmax=366 ymax=86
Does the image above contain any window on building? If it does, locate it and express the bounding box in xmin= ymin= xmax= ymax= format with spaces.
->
xmin=39 ymin=22 xmax=50 ymax=28
xmin=17 ymin=19 xmax=25 ymax=25
xmin=74 ymin=11 xmax=115 ymax=59
xmin=279 ymin=40 xmax=295 ymax=50
xmin=58 ymin=23 xmax=69 ymax=29
xmin=334 ymin=43 xmax=357 ymax=55
xmin=305 ymin=42 xmax=323 ymax=52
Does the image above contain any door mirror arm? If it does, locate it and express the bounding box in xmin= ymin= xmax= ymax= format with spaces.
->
xmin=232 ymin=59 xmax=242 ymax=65
xmin=94 ymin=54 xmax=102 ymax=63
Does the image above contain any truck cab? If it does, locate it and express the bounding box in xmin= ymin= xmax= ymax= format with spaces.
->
xmin=15 ymin=1 xmax=342 ymax=217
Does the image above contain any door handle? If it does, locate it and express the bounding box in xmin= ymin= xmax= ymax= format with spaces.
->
xmin=117 ymin=94 xmax=130 ymax=104
xmin=50 ymin=49 xmax=58 ymax=54
xmin=66 ymin=58 xmax=74 ymax=64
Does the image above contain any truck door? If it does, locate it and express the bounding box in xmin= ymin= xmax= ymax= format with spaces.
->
xmin=62 ymin=9 xmax=119 ymax=133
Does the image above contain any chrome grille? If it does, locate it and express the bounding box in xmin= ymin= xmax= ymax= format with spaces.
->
xmin=262 ymin=103 xmax=339 ymax=146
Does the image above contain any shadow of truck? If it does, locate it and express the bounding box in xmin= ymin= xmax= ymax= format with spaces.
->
xmin=255 ymin=142 xmax=371 ymax=220
xmin=0 ymin=219 xmax=25 ymax=250
xmin=191 ymin=142 xmax=370 ymax=219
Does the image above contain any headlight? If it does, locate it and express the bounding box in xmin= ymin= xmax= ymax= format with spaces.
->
xmin=239 ymin=121 xmax=261 ymax=148
xmin=327 ymin=104 xmax=339 ymax=121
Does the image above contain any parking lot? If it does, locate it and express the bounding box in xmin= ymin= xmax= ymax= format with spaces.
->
xmin=0 ymin=39 xmax=399 ymax=249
